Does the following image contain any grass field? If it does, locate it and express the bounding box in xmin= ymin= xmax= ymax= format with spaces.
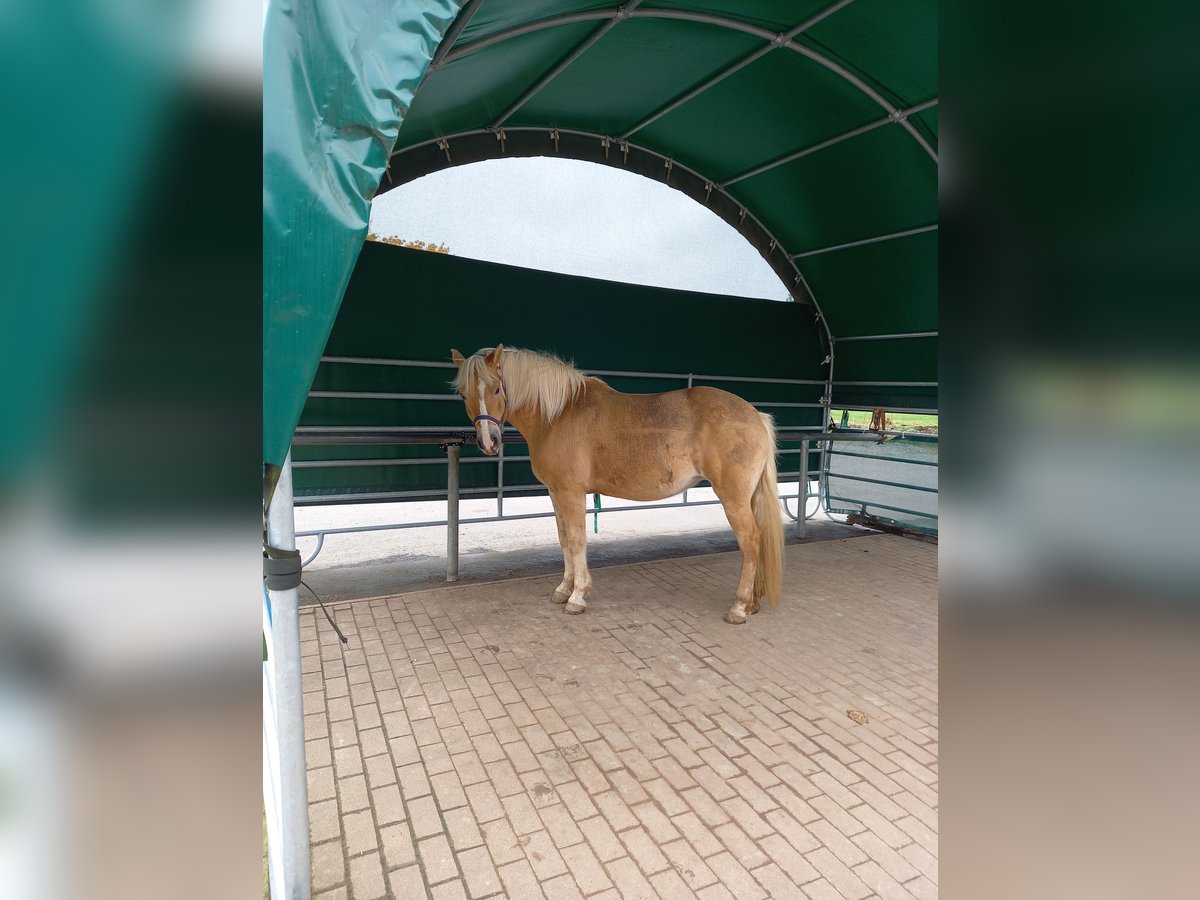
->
xmin=832 ymin=409 xmax=939 ymax=432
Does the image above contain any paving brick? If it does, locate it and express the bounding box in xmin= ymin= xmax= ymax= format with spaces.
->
xmin=309 ymin=799 xmax=340 ymax=844
xmin=464 ymin=781 xmax=505 ymax=823
xmin=541 ymin=873 xmax=586 ymax=900
xmin=430 ymin=879 xmax=467 ymax=900
xmin=849 ymin=802 xmax=911 ymax=848
xmin=343 ymin=808 xmax=378 ymax=857
xmin=899 ymin=841 xmax=938 ymax=884
xmin=852 ymin=831 xmax=921 ymax=884
xmin=852 ymin=859 xmax=912 ymax=900
xmin=631 ymin=802 xmax=680 ymax=844
xmin=480 ymin=817 xmax=522 ymax=865
xmin=311 ymin=840 xmax=345 ymax=892
xmin=522 ymin=829 xmax=568 ymax=881
xmin=371 ymin=783 xmax=405 ymax=826
xmin=388 ymin=864 xmax=430 ymax=900
xmin=456 ymin=845 xmax=502 ymax=898
xmin=430 ymin=771 xmax=469 ymax=811
xmin=750 ymin=862 xmax=808 ymax=900
xmin=380 ymin=822 xmax=416 ymax=869
xmin=705 ymin=851 xmax=768 ymax=900
xmin=540 ymin=802 xmax=585 ymax=848
xmin=408 ymin=795 xmax=444 ymax=839
xmin=348 ymin=851 xmax=385 ymax=900
xmin=660 ymin=838 xmax=718 ymax=890
xmin=904 ymin=874 xmax=938 ymax=899
xmin=670 ymin=810 xmax=723 ymax=858
xmin=714 ymin=822 xmax=769 ymax=870
xmin=804 ymin=846 xmax=871 ymax=900
xmin=649 ymin=867 xmax=697 ymax=900
xmin=620 ymin=826 xmax=671 ymax=877
xmin=561 ymin=842 xmax=613 ymax=895
xmin=603 ymin=857 xmax=657 ymax=900
xmin=498 ymin=859 xmax=545 ymax=899
xmin=578 ymin=815 xmax=625 ymax=863
xmin=501 ymin=792 xmax=540 ymax=835
xmin=763 ymin=808 xmax=819 ymax=854
xmin=692 ymin=765 xmax=737 ymax=802
xmin=418 ymin=834 xmax=458 ymax=885
xmin=895 ymin=814 xmax=938 ymax=856
xmin=594 ymin=790 xmax=639 ymax=832
xmin=338 ymin=775 xmax=369 ymax=814
xmin=443 ymin=804 xmax=484 ymax=851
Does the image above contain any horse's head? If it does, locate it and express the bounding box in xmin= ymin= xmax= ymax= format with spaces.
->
xmin=451 ymin=344 xmax=506 ymax=455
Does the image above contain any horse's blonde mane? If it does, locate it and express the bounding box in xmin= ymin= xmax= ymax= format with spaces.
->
xmin=455 ymin=348 xmax=592 ymax=424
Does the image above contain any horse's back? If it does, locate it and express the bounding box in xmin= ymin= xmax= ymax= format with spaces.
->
xmin=534 ymin=384 xmax=767 ymax=500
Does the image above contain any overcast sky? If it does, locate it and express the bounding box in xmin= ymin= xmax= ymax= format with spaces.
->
xmin=369 ymin=157 xmax=790 ymax=301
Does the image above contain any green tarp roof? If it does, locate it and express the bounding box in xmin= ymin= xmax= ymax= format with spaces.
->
xmin=264 ymin=0 xmax=936 ymax=467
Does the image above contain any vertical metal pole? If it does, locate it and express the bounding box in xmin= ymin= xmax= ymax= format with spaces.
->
xmin=496 ymin=438 xmax=504 ymax=519
xmin=446 ymin=443 xmax=460 ymax=582
xmin=265 ymin=453 xmax=311 ymax=900
xmin=820 ymin=337 xmax=835 ymax=520
xmin=796 ymin=439 xmax=810 ymax=540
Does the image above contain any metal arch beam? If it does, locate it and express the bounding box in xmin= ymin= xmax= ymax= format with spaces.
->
xmin=721 ymin=98 xmax=937 ymax=187
xmin=491 ymin=1 xmax=646 ymax=130
xmin=791 ymin=223 xmax=938 ymax=259
xmin=427 ymin=0 xmax=487 ymax=76
xmin=381 ymin=125 xmax=835 ymax=355
xmin=439 ymin=7 xmax=937 ymax=164
xmin=621 ymin=0 xmax=859 ymax=140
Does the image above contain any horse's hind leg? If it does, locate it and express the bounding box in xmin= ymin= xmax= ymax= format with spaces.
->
xmin=715 ymin=487 xmax=761 ymax=625
xmin=550 ymin=489 xmax=591 ymax=614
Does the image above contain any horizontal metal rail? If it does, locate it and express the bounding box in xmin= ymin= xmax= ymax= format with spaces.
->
xmin=829 ymin=448 xmax=938 ymax=467
xmin=832 ymin=332 xmax=937 ymax=342
xmin=826 ymin=472 xmax=938 ymax=493
xmin=834 ymin=404 xmax=939 ymax=416
xmin=319 ymin=354 xmax=826 ymax=386
xmin=833 ymin=381 xmax=937 ymax=387
xmin=825 ymin=495 xmax=939 ymax=520
xmin=291 ymin=426 xmax=861 ymax=447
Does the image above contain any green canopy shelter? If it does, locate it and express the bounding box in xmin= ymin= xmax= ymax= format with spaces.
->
xmin=265 ymin=0 xmax=937 ymax=473
xmin=263 ymin=5 xmax=935 ymax=895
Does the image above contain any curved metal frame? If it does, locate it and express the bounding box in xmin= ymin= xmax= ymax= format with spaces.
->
xmin=437 ymin=6 xmax=938 ymax=163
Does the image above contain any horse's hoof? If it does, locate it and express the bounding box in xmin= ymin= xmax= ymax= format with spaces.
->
xmin=552 ymin=590 xmax=570 ymax=604
xmin=564 ymin=602 xmax=586 ymax=615
xmin=723 ymin=611 xmax=747 ymax=625
xmin=748 ymin=602 xmax=761 ymax=616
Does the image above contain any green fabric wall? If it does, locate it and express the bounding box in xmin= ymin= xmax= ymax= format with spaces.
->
xmin=295 ymin=243 xmax=826 ymax=501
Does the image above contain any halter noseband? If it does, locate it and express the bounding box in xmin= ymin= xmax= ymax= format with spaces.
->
xmin=472 ymin=366 xmax=506 ymax=432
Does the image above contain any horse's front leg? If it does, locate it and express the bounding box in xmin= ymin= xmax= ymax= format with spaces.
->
xmin=549 ymin=490 xmax=574 ymax=604
xmin=550 ymin=489 xmax=590 ymax=614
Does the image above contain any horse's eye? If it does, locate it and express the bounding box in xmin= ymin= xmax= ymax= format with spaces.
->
xmin=494 ymin=387 xmax=500 ymax=396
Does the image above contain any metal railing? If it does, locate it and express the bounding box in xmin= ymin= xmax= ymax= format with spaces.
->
xmin=822 ymin=430 xmax=939 ymax=534
xmin=293 ymin=356 xmax=939 ymax=572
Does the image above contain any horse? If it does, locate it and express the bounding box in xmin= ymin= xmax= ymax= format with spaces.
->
xmin=450 ymin=345 xmax=783 ymax=625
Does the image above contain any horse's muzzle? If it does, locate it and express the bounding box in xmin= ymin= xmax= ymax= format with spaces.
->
xmin=476 ymin=421 xmax=502 ymax=455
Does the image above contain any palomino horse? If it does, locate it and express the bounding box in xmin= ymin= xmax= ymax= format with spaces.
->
xmin=450 ymin=345 xmax=783 ymax=625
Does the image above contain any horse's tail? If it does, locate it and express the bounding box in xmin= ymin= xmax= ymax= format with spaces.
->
xmin=752 ymin=413 xmax=784 ymax=608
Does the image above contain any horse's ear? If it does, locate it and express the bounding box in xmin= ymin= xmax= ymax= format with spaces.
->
xmin=486 ymin=344 xmax=504 ymax=366
xmin=451 ymin=349 xmax=465 ymax=369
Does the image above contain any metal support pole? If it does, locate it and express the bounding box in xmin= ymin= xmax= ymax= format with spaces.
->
xmin=446 ymin=443 xmax=460 ymax=582
xmin=497 ymin=439 xmax=504 ymax=518
xmin=796 ymin=439 xmax=810 ymax=540
xmin=264 ymin=453 xmax=311 ymax=900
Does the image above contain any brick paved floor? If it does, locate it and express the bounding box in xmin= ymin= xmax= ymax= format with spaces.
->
xmin=302 ymin=534 xmax=937 ymax=899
